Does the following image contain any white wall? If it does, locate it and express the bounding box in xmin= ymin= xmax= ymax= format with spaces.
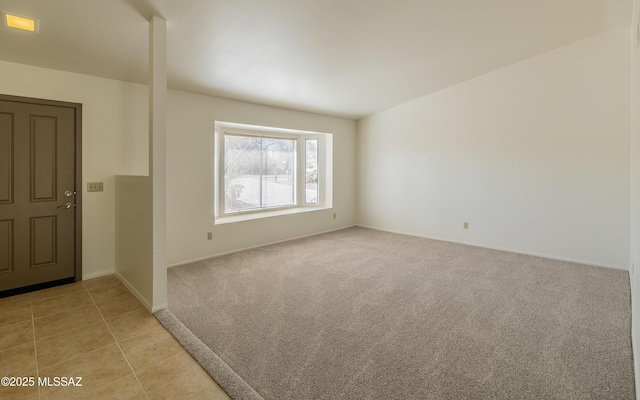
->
xmin=166 ymin=90 xmax=357 ymax=265
xmin=0 ymin=60 xmax=357 ymax=274
xmin=0 ymin=60 xmax=148 ymax=279
xmin=630 ymin=0 xmax=640 ymax=396
xmin=115 ymin=176 xmax=153 ymax=309
xmin=357 ymin=29 xmax=631 ymax=269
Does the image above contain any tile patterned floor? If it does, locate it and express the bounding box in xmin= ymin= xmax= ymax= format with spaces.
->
xmin=0 ymin=275 xmax=231 ymax=400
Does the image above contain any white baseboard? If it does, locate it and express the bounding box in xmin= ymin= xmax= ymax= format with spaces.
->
xmin=629 ymin=271 xmax=640 ymax=400
xmin=152 ymin=303 xmax=168 ymax=313
xmin=168 ymin=225 xmax=356 ymax=268
xmin=82 ymin=269 xmax=115 ymax=280
xmin=355 ymin=224 xmax=628 ymax=271
xmin=88 ymin=270 xmax=166 ymax=313
xmin=113 ymin=271 xmax=153 ymax=312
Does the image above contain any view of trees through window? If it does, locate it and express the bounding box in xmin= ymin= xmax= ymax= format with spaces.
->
xmin=305 ymin=139 xmax=318 ymax=204
xmin=224 ymin=135 xmax=296 ymax=212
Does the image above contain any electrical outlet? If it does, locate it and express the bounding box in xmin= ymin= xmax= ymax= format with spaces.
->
xmin=463 ymin=222 xmax=469 ymax=230
xmin=207 ymin=232 xmax=212 ymax=240
xmin=87 ymin=182 xmax=103 ymax=192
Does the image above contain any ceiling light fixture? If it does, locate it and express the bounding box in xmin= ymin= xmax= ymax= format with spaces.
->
xmin=2 ymin=12 xmax=39 ymax=32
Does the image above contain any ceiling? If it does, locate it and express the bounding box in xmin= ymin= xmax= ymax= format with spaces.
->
xmin=0 ymin=0 xmax=632 ymax=119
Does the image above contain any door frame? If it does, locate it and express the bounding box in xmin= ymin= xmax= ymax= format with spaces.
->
xmin=0 ymin=94 xmax=83 ymax=282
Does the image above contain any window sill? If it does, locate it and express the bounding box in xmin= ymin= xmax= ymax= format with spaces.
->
xmin=215 ymin=206 xmax=330 ymax=225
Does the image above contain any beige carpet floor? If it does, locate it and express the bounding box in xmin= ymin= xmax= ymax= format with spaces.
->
xmin=159 ymin=227 xmax=635 ymax=399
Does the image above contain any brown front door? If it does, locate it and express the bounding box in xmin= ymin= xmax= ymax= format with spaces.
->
xmin=0 ymin=95 xmax=81 ymax=292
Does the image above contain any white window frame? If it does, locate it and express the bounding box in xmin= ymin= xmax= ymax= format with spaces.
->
xmin=214 ymin=121 xmax=332 ymax=224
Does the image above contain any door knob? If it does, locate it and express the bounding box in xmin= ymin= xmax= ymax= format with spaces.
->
xmin=64 ymin=190 xmax=75 ymax=197
xmin=57 ymin=203 xmax=72 ymax=209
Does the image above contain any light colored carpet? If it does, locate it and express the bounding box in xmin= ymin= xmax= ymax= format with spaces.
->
xmin=158 ymin=227 xmax=635 ymax=399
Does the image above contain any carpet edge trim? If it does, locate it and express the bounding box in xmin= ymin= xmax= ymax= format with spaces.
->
xmin=154 ymin=308 xmax=265 ymax=400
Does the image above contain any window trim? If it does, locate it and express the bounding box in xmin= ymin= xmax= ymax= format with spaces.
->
xmin=214 ymin=121 xmax=332 ymax=224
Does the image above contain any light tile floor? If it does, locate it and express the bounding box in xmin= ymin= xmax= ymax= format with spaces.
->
xmin=0 ymin=275 xmax=231 ymax=400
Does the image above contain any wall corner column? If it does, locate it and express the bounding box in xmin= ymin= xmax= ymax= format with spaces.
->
xmin=150 ymin=15 xmax=168 ymax=311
